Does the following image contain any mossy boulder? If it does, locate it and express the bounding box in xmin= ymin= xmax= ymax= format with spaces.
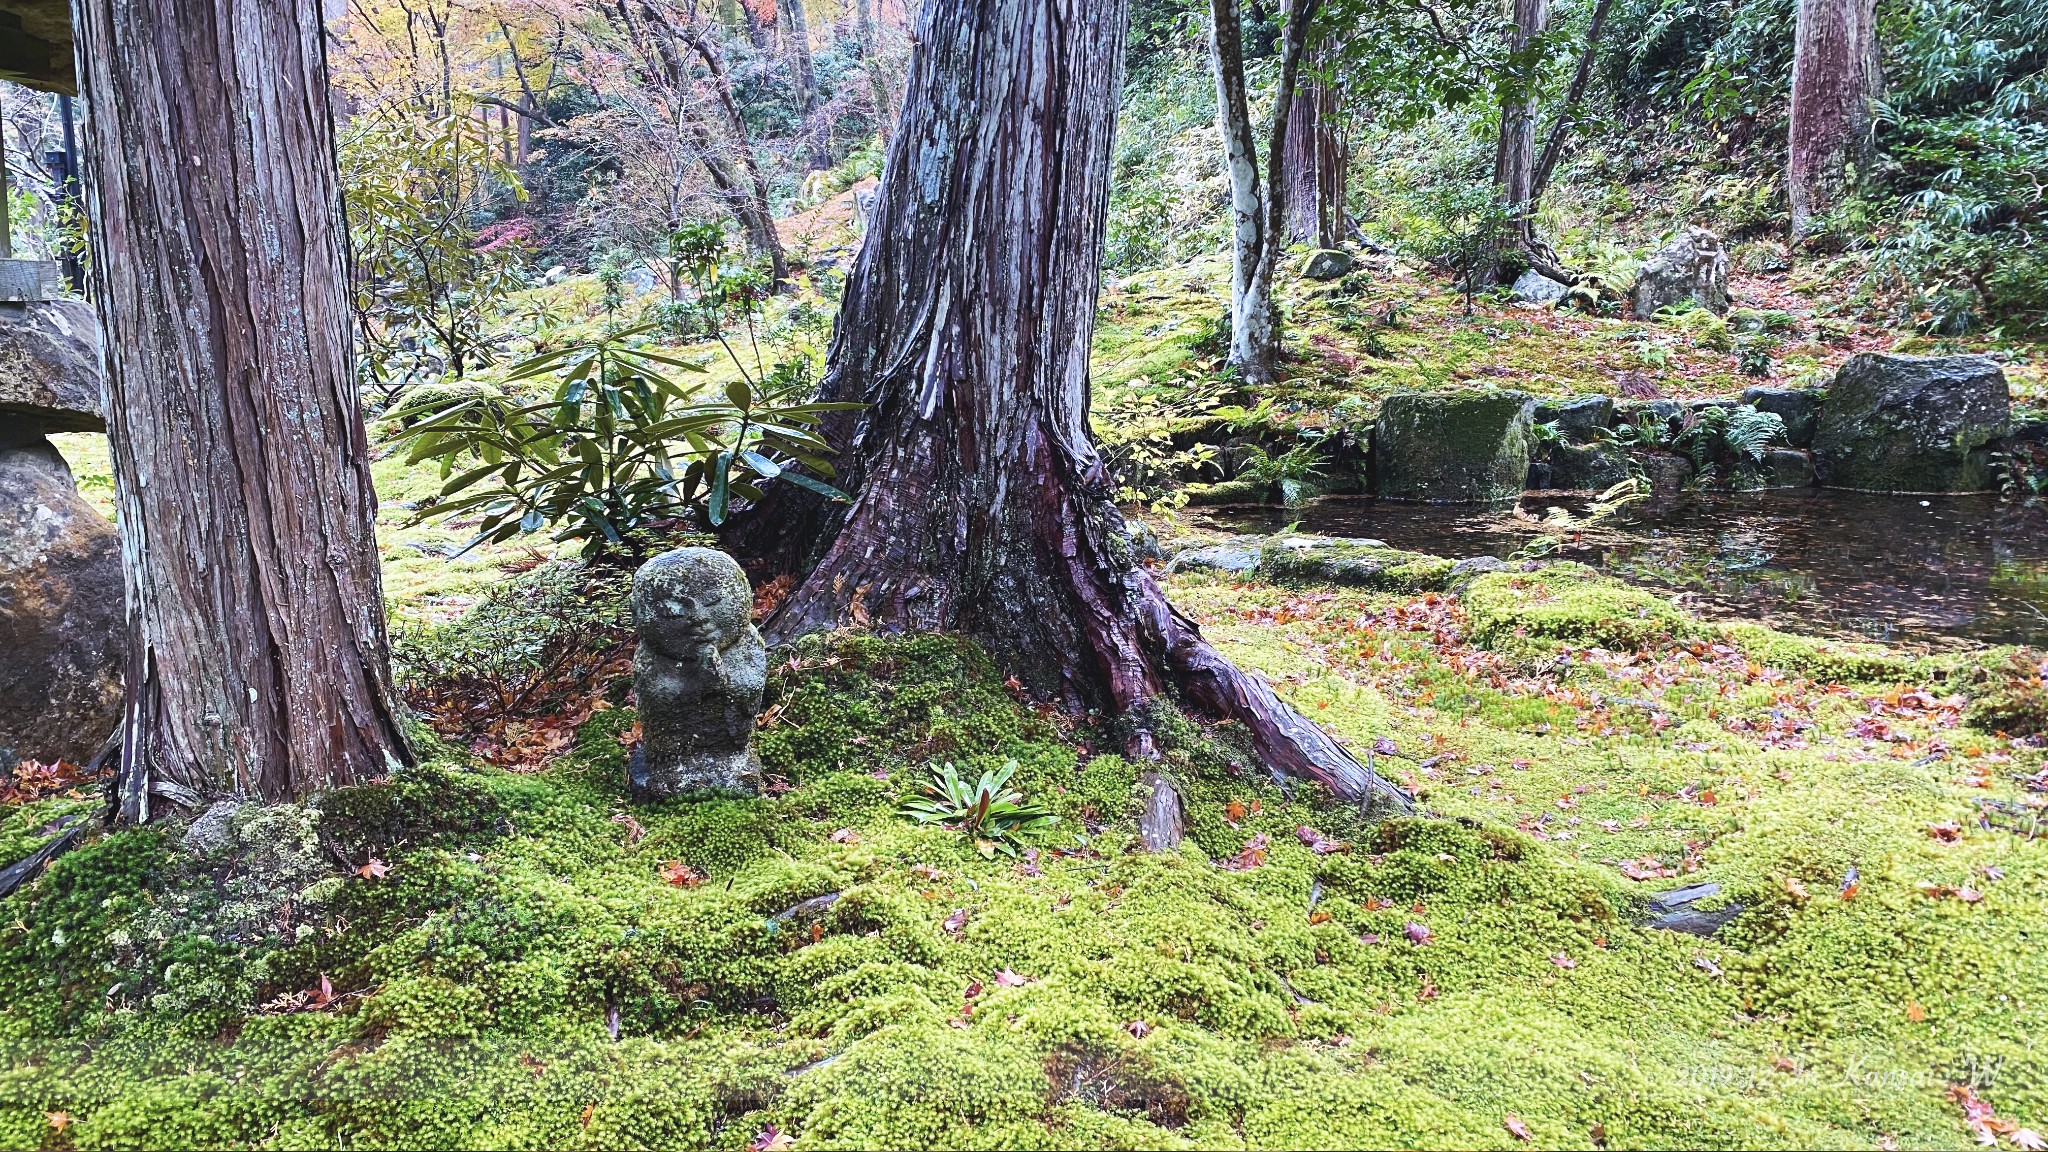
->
xmin=1811 ymin=353 xmax=2011 ymax=492
xmin=1463 ymin=563 xmax=1705 ymax=651
xmin=388 ymin=378 xmax=506 ymax=427
xmin=1256 ymin=535 xmax=1455 ymax=592
xmin=1373 ymin=390 xmax=1535 ymax=502
xmin=1741 ymin=386 xmax=1821 ymax=448
xmin=1964 ymin=647 xmax=2048 ymax=736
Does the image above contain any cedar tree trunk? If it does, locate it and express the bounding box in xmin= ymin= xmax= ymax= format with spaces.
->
xmin=733 ymin=0 xmax=1408 ymax=812
xmin=76 ymin=0 xmax=412 ymax=819
xmin=1210 ymin=0 xmax=1320 ymax=386
xmin=1788 ymin=0 xmax=1880 ymax=239
xmin=1281 ymin=64 xmax=1346 ymax=250
xmin=1491 ymin=0 xmax=1546 ymax=279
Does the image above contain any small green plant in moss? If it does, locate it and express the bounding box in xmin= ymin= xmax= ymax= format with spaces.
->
xmin=899 ymin=760 xmax=1056 ymax=856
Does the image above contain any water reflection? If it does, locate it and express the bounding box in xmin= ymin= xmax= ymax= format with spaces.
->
xmin=1204 ymin=490 xmax=2048 ymax=648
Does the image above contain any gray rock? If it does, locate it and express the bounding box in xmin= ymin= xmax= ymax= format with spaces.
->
xmin=182 ymin=799 xmax=242 ymax=859
xmin=1640 ymin=453 xmax=1694 ymax=498
xmin=1166 ymin=541 xmax=1263 ymax=575
xmin=1450 ymin=556 xmax=1511 ymax=581
xmin=1741 ymin=386 xmax=1822 ymax=447
xmin=1298 ymin=249 xmax=1354 ymax=280
xmin=1812 ymin=353 xmax=2011 ymax=493
xmin=0 ymin=440 xmax=124 ymax=768
xmin=1256 ymin=535 xmax=1453 ymax=591
xmin=0 ymin=299 xmax=104 ymax=434
xmin=1373 ymin=390 xmax=1536 ymax=503
xmin=1737 ymin=448 xmax=1814 ymax=491
xmin=1533 ymin=395 xmax=1615 ymax=442
xmin=1125 ymin=520 xmax=1163 ymax=562
xmin=1511 ymin=269 xmax=1569 ymax=305
xmin=1613 ymin=399 xmax=1684 ymax=430
xmin=1641 ymin=882 xmax=1744 ymax=936
xmin=628 ymin=548 xmax=767 ymax=801
xmin=1546 ymin=442 xmax=1631 ymax=491
xmin=1630 ymin=227 xmax=1731 ymax=317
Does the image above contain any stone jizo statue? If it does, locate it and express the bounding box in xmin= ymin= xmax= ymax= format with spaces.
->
xmin=628 ymin=546 xmax=766 ymax=801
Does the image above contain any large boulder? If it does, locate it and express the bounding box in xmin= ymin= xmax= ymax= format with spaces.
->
xmin=1630 ymin=227 xmax=1731 ymax=317
xmin=0 ymin=300 xmax=104 ymax=433
xmin=1373 ymin=390 xmax=1535 ymax=502
xmin=1811 ymin=353 xmax=2011 ymax=493
xmin=0 ymin=439 xmax=124 ymax=766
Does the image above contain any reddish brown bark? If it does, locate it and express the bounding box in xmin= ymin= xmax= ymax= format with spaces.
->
xmin=75 ymin=0 xmax=412 ymax=817
xmin=733 ymin=0 xmax=1408 ymax=812
xmin=1789 ymin=0 xmax=1880 ymax=238
xmin=1282 ymin=66 xmax=1347 ymax=250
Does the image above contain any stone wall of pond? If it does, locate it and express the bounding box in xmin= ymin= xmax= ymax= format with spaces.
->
xmin=1178 ymin=352 xmax=2045 ymax=507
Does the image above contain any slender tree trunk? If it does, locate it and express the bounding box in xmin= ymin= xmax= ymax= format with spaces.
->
xmin=731 ymin=0 xmax=1407 ymax=813
xmin=75 ymin=0 xmax=412 ymax=819
xmin=1209 ymin=0 xmax=1319 ymax=386
xmin=1529 ymin=0 xmax=1611 ymax=208
xmin=1282 ymin=63 xmax=1346 ymax=249
xmin=783 ymin=0 xmax=819 ymax=114
xmin=1788 ymin=0 xmax=1879 ymax=240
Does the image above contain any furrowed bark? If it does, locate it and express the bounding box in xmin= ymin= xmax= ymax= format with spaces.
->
xmin=1788 ymin=0 xmax=1880 ymax=239
xmin=1282 ymin=64 xmax=1346 ymax=249
xmin=75 ymin=0 xmax=413 ymax=818
xmin=731 ymin=0 xmax=1409 ymax=815
xmin=1491 ymin=0 xmax=1548 ymax=281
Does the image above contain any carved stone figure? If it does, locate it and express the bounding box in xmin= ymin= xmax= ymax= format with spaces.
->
xmin=628 ymin=547 xmax=766 ymax=800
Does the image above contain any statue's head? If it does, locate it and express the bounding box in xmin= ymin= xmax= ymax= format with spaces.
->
xmin=632 ymin=547 xmax=753 ymax=659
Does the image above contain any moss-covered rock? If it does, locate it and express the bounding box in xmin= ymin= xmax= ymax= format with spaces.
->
xmin=1257 ymin=535 xmax=1455 ymax=591
xmin=1463 ymin=563 xmax=1706 ymax=651
xmin=1373 ymin=390 xmax=1535 ymax=502
xmin=1812 ymin=353 xmax=2011 ymax=493
xmin=1964 ymin=647 xmax=2048 ymax=736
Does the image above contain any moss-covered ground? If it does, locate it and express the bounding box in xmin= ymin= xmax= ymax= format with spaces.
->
xmin=5 ymin=537 xmax=2046 ymax=1147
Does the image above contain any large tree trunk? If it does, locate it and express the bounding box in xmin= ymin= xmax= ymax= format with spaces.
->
xmin=1788 ymin=0 xmax=1879 ymax=240
xmin=75 ymin=0 xmax=412 ymax=819
xmin=1209 ymin=0 xmax=1319 ymax=386
xmin=732 ymin=0 xmax=1407 ymax=813
xmin=1492 ymin=0 xmax=1547 ymax=280
xmin=1281 ymin=66 xmax=1346 ymax=250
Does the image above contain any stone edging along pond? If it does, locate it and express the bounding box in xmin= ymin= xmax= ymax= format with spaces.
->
xmin=1178 ymin=351 xmax=2047 ymax=508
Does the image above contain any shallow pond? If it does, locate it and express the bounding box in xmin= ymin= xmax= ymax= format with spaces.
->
xmin=1204 ymin=489 xmax=2048 ymax=649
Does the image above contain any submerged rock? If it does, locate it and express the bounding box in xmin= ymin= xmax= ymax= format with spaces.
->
xmin=0 ymin=439 xmax=125 ymax=767
xmin=1640 ymin=453 xmax=1694 ymax=498
xmin=1373 ymin=390 xmax=1536 ymax=502
xmin=1630 ymin=227 xmax=1731 ymax=317
xmin=1812 ymin=353 xmax=2010 ymax=493
xmin=628 ymin=547 xmax=767 ymax=801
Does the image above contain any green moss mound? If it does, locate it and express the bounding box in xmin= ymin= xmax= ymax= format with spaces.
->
xmin=1464 ymin=562 xmax=1706 ymax=651
xmin=1257 ymin=536 xmax=1454 ymax=592
xmin=3 ymin=624 xmax=2044 ymax=1149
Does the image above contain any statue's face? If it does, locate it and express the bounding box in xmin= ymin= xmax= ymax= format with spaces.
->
xmin=635 ymin=550 xmax=751 ymax=658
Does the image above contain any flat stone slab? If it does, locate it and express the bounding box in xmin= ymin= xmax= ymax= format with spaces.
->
xmin=0 ymin=299 xmax=103 ymax=433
